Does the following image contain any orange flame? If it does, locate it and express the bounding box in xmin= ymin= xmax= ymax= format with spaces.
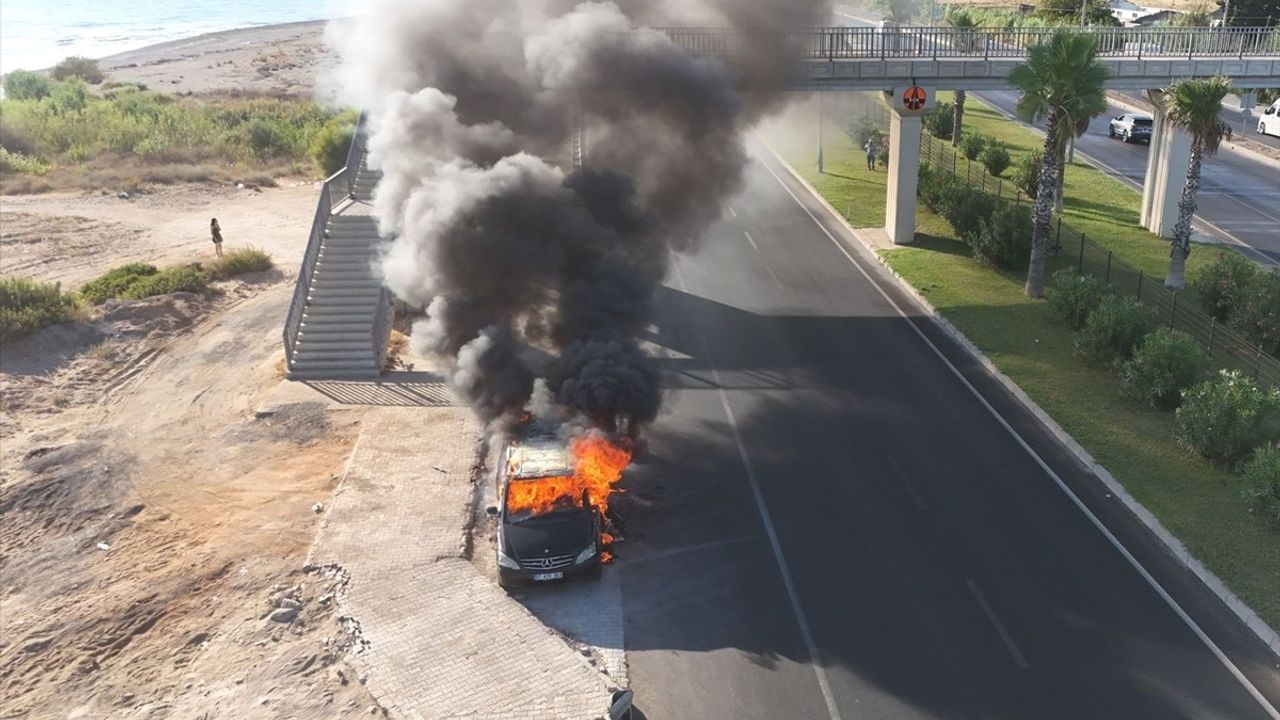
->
xmin=503 ymin=432 xmax=632 ymax=520
xmin=570 ymin=433 xmax=631 ymax=516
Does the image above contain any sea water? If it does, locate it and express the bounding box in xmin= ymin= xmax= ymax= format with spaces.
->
xmin=0 ymin=0 xmax=349 ymax=74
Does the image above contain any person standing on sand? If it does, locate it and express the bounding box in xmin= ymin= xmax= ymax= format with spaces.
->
xmin=210 ymin=217 xmax=224 ymax=257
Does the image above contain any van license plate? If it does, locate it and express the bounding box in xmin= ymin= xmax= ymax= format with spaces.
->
xmin=533 ymin=572 xmax=563 ymax=581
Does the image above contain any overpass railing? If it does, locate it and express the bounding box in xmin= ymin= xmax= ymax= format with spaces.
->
xmin=662 ymin=25 xmax=1280 ymax=60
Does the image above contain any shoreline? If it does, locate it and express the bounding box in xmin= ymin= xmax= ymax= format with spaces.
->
xmin=93 ymin=19 xmax=343 ymax=97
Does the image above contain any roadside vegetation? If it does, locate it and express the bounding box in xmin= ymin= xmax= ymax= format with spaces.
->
xmin=0 ymin=277 xmax=79 ymax=342
xmin=0 ymin=59 xmax=356 ymax=193
xmin=76 ymin=250 xmax=276 ymax=305
xmin=775 ymin=90 xmax=1280 ymax=627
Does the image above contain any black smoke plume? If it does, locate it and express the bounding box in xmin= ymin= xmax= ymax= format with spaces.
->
xmin=331 ymin=0 xmax=830 ymax=433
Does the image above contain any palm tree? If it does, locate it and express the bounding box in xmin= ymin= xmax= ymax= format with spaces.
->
xmin=1008 ymin=32 xmax=1109 ymax=298
xmin=1162 ymin=76 xmax=1232 ymax=289
xmin=946 ymin=10 xmax=976 ymax=146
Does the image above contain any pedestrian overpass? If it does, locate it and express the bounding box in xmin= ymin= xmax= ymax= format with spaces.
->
xmin=284 ymin=25 xmax=1280 ymax=378
xmin=666 ymin=25 xmax=1280 ymax=244
xmin=664 ymin=26 xmax=1280 ymax=90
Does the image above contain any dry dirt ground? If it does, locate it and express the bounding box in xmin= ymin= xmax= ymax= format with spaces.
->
xmin=1 ymin=184 xmax=384 ymax=718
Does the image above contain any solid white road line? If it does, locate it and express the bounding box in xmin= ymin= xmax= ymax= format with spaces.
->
xmin=751 ymin=145 xmax=1280 ymax=719
xmin=967 ymin=578 xmax=1032 ymax=669
xmin=671 ymin=256 xmax=844 ymax=720
xmin=744 ymin=230 xmax=759 ymax=250
xmin=885 ymin=454 xmax=927 ymax=510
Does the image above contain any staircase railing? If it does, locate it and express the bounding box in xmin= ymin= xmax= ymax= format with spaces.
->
xmin=283 ymin=113 xmax=369 ymax=374
xmin=283 ymin=166 xmax=349 ymax=372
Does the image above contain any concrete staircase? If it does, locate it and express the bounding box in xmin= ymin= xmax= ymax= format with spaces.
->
xmin=284 ymin=120 xmax=393 ymax=380
xmin=288 ymin=212 xmax=385 ymax=378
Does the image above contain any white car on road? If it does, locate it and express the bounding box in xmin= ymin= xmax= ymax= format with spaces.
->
xmin=1258 ymin=99 xmax=1280 ymax=138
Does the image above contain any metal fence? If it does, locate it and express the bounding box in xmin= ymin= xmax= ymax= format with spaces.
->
xmin=919 ymin=131 xmax=1280 ymax=388
xmin=662 ymin=25 xmax=1280 ymax=60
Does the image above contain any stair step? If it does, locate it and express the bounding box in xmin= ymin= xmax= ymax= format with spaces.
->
xmin=305 ymin=299 xmax=380 ymax=312
xmin=319 ymin=246 xmax=380 ymax=256
xmin=312 ymin=267 xmax=379 ymax=276
xmin=301 ymin=313 xmax=377 ymax=325
xmin=311 ymin=279 xmax=381 ymax=289
xmin=307 ymin=289 xmax=383 ymax=302
xmin=294 ymin=343 xmax=377 ymax=355
xmin=288 ymin=359 xmax=379 ymax=371
xmin=286 ymin=367 xmax=381 ymax=380
xmin=299 ymin=324 xmax=373 ymax=335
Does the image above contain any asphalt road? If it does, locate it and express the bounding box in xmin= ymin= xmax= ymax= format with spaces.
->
xmin=1106 ymin=91 xmax=1276 ymax=154
xmin=617 ymin=147 xmax=1280 ymax=719
xmin=974 ymin=89 xmax=1280 ymax=263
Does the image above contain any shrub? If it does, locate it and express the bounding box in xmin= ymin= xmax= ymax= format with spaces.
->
xmin=1074 ymin=295 xmax=1155 ymax=365
xmin=1175 ymin=370 xmax=1280 ymax=463
xmin=1190 ymin=251 xmax=1257 ymax=322
xmin=0 ymin=277 xmax=78 ymax=342
xmin=937 ymin=182 xmax=1001 ymax=241
xmin=980 ymin=140 xmax=1011 ymax=177
xmin=207 ymin=248 xmax=274 ymax=280
xmin=1013 ymin=150 xmax=1044 ymax=199
xmin=119 ymin=265 xmax=208 ymax=298
xmin=2 ymin=70 xmax=52 ymax=100
xmin=970 ymin=203 xmax=1032 ymax=271
xmin=0 ymin=148 xmax=51 ymax=175
xmin=1119 ymin=328 xmax=1207 ymax=408
xmin=309 ymin=114 xmax=356 ymax=176
xmin=79 ymin=263 xmax=158 ymax=304
xmin=1240 ymin=444 xmax=1280 ymax=529
xmin=1230 ymin=269 xmax=1280 ymax=356
xmin=246 ymin=119 xmax=289 ymax=159
xmin=50 ymin=56 xmax=103 ymax=84
xmin=959 ymin=132 xmax=986 ymax=161
xmin=923 ymin=102 xmax=955 ymax=140
xmin=1047 ymin=270 xmax=1110 ymax=328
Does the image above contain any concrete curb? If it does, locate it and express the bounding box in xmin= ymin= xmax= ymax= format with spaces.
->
xmin=762 ymin=141 xmax=1280 ymax=660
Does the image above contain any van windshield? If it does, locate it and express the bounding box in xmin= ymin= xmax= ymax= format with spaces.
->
xmin=504 ymin=475 xmax=586 ymax=522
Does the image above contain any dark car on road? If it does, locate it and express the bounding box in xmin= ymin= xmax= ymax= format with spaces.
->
xmin=1108 ymin=113 xmax=1153 ymax=144
xmin=495 ymin=434 xmax=602 ymax=588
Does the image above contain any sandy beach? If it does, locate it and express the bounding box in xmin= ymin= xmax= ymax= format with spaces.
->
xmin=96 ymin=20 xmax=338 ymax=98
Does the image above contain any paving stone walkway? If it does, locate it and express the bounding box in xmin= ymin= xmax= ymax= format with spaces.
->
xmin=308 ymin=407 xmax=615 ymax=720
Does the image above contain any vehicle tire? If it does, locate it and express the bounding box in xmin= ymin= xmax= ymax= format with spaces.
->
xmin=1260 ymin=121 xmax=1268 ymax=135
xmin=1123 ymin=131 xmax=1131 ymax=143
xmin=1108 ymin=126 xmax=1116 ymax=138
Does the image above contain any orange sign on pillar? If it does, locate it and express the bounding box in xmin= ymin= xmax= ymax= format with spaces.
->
xmin=903 ymin=85 xmax=927 ymax=111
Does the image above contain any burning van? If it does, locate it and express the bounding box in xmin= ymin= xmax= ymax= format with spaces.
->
xmin=495 ymin=430 xmax=629 ymax=587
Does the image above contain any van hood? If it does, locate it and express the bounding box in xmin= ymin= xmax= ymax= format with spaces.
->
xmin=502 ymin=510 xmax=595 ymax=560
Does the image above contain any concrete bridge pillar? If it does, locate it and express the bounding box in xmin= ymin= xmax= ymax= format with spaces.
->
xmin=882 ymin=88 xmax=930 ymax=245
xmin=1140 ymin=90 xmax=1192 ymax=239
